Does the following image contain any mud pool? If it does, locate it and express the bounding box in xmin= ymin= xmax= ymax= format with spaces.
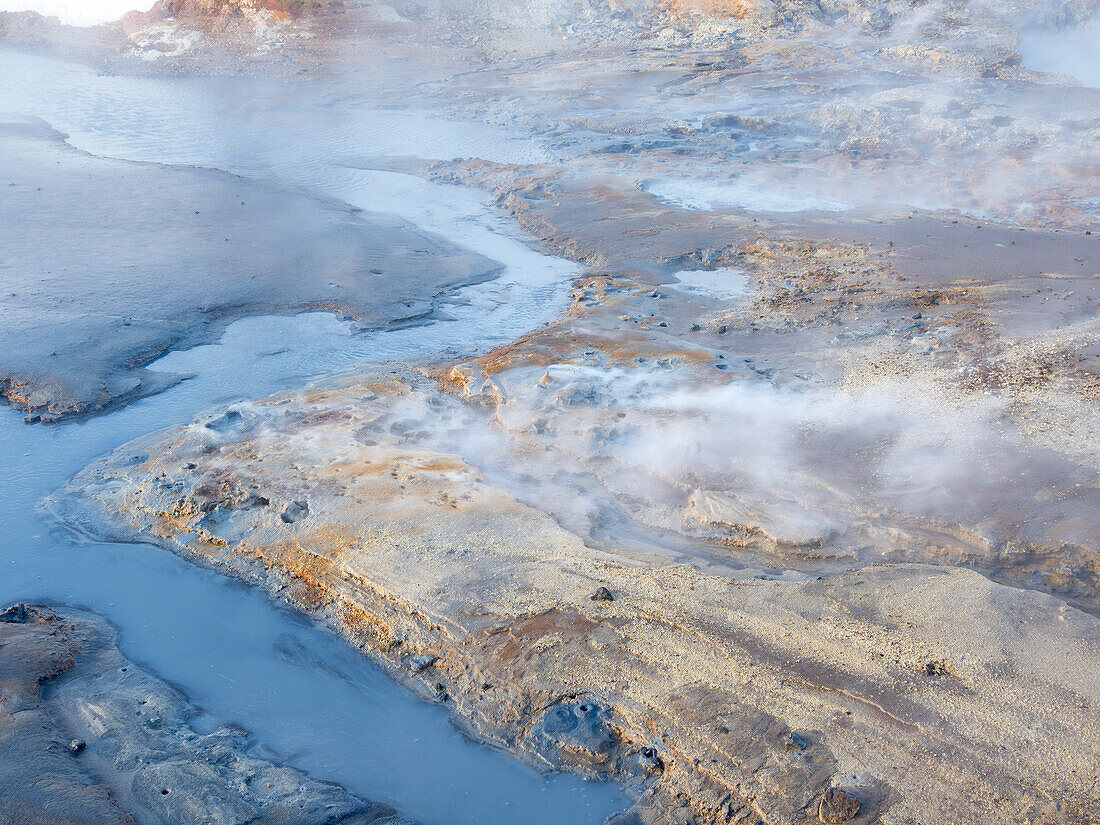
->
xmin=0 ymin=46 xmax=624 ymax=825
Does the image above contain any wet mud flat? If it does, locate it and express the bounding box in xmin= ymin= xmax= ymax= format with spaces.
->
xmin=0 ymin=602 xmax=411 ymax=825
xmin=0 ymin=115 xmax=498 ymax=421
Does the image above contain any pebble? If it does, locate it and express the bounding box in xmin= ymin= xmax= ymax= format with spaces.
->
xmin=591 ymin=587 xmax=615 ymax=601
xmin=925 ymin=659 xmax=951 ymax=676
xmin=68 ymin=739 xmax=86 ymax=754
xmin=819 ymin=788 xmax=861 ymax=823
xmin=784 ymin=731 xmax=809 ymax=751
xmin=407 ymin=654 xmax=438 ymax=673
xmin=635 ymin=746 xmax=663 ymax=773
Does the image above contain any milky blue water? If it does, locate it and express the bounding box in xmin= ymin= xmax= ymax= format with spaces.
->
xmin=0 ymin=48 xmax=624 ymax=825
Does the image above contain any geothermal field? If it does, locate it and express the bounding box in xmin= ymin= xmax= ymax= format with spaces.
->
xmin=0 ymin=1 xmax=1098 ymax=823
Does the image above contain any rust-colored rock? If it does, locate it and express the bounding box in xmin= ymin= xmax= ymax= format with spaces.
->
xmin=819 ymin=788 xmax=861 ymax=823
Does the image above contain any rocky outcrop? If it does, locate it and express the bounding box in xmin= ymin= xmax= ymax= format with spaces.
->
xmin=49 ymin=361 xmax=1100 ymax=823
xmin=0 ymin=603 xmax=411 ymax=825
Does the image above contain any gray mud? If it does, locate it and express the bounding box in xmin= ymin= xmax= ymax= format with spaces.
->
xmin=0 ymin=116 xmax=498 ymax=420
xmin=0 ymin=602 xmax=412 ymax=825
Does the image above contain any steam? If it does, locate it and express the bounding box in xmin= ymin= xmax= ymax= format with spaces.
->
xmin=423 ymin=361 xmax=1093 ymax=553
xmin=1018 ymin=19 xmax=1100 ymax=87
xmin=0 ymin=1 xmax=153 ymax=26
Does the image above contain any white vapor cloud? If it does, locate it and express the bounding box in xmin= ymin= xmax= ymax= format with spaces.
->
xmin=0 ymin=1 xmax=153 ymax=26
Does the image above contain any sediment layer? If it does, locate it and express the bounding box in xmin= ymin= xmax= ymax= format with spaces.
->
xmin=0 ymin=602 xmax=411 ymax=825
xmin=50 ymin=357 xmax=1100 ymax=823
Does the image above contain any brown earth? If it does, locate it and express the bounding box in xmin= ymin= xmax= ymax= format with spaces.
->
xmin=49 ymin=358 xmax=1100 ymax=823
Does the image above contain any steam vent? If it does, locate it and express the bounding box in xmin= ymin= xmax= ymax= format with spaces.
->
xmin=1 ymin=2 xmax=1098 ymax=824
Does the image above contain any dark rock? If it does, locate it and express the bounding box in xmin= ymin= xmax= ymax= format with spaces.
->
xmin=634 ymin=746 xmax=663 ymax=773
xmin=925 ymin=659 xmax=952 ymax=677
xmin=68 ymin=739 xmax=86 ymax=754
xmin=784 ymin=731 xmax=809 ymax=751
xmin=819 ymin=787 xmax=861 ymax=823
xmin=407 ymin=654 xmax=438 ymax=673
xmin=0 ymin=603 xmax=30 ymax=623
xmin=591 ymin=587 xmax=615 ymax=601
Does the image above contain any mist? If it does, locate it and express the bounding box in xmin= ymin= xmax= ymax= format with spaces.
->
xmin=0 ymin=0 xmax=153 ymax=25
xmin=1019 ymin=19 xmax=1100 ymax=87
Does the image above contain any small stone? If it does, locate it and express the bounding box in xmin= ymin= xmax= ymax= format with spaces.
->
xmin=635 ymin=746 xmax=663 ymax=773
xmin=0 ymin=603 xmax=30 ymax=623
xmin=925 ymin=659 xmax=951 ymax=677
xmin=280 ymin=500 xmax=309 ymax=524
xmin=68 ymin=739 xmax=86 ymax=754
xmin=591 ymin=587 xmax=615 ymax=601
xmin=819 ymin=787 xmax=861 ymax=823
xmin=407 ymin=654 xmax=438 ymax=673
xmin=784 ymin=731 xmax=809 ymax=751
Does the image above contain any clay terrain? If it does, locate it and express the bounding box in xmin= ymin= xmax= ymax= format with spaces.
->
xmin=0 ymin=602 xmax=410 ymax=825
xmin=2 ymin=0 xmax=1099 ymax=824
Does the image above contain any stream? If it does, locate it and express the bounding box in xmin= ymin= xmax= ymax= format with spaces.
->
xmin=0 ymin=47 xmax=626 ymax=825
